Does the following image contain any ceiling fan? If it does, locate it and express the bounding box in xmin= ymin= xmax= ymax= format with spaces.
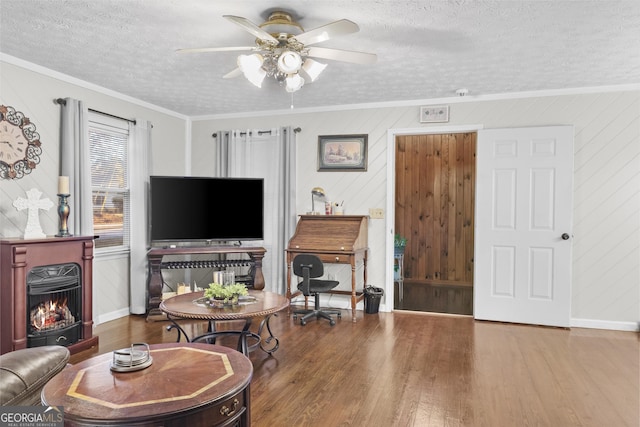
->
xmin=177 ymin=11 xmax=377 ymax=93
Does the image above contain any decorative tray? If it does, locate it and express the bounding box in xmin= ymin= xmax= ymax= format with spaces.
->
xmin=193 ymin=295 xmax=258 ymax=307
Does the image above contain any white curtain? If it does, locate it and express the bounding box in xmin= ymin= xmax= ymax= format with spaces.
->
xmin=214 ymin=127 xmax=297 ymax=294
xmin=129 ymin=119 xmax=152 ymax=314
xmin=59 ymin=98 xmax=93 ymax=236
xmin=60 ymin=99 xmax=152 ymax=314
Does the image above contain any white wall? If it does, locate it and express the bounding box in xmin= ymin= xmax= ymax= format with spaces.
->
xmin=0 ymin=58 xmax=189 ymax=324
xmin=191 ymin=89 xmax=640 ymax=330
xmin=3 ymin=54 xmax=637 ymax=330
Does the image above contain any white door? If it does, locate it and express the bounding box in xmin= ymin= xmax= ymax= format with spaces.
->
xmin=474 ymin=126 xmax=574 ymax=327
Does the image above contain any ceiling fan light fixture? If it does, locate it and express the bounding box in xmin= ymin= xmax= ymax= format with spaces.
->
xmin=301 ymin=58 xmax=327 ymax=81
xmin=277 ymin=50 xmax=303 ymax=74
xmin=190 ymin=11 xmax=374 ymax=93
xmin=285 ymin=73 xmax=305 ymax=93
xmin=237 ymin=54 xmax=266 ymax=87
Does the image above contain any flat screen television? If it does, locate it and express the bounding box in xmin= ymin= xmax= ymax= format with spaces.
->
xmin=149 ymin=175 xmax=264 ymax=243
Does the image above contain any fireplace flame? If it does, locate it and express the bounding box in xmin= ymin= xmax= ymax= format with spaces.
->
xmin=30 ymin=297 xmax=75 ymax=331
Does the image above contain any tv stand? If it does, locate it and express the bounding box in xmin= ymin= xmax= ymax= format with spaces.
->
xmin=147 ymin=246 xmax=266 ymax=315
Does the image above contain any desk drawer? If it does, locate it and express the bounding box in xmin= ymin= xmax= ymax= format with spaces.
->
xmin=163 ymin=389 xmax=248 ymax=427
xmin=316 ymin=253 xmax=354 ymax=264
xmin=213 ymin=391 xmax=245 ymax=420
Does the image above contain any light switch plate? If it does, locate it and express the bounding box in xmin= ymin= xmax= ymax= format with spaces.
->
xmin=420 ymin=105 xmax=450 ymax=123
xmin=369 ymin=208 xmax=384 ymax=219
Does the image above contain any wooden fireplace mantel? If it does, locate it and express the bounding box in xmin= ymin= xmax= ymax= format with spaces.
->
xmin=0 ymin=236 xmax=99 ymax=355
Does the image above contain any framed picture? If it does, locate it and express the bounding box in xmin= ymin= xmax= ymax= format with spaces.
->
xmin=318 ymin=134 xmax=368 ymax=171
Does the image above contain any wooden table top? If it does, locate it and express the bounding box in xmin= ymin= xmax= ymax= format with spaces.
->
xmin=160 ymin=289 xmax=289 ymax=321
xmin=41 ymin=343 xmax=252 ymax=425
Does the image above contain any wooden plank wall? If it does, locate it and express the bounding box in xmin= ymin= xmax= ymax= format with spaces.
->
xmin=395 ymin=132 xmax=476 ymax=286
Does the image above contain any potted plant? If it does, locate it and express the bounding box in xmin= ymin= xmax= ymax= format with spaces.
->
xmin=393 ymin=233 xmax=407 ymax=280
xmin=204 ymin=282 xmax=248 ymax=306
xmin=394 ymin=233 xmax=407 ymax=256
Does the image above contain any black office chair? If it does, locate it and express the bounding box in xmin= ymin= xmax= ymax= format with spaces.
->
xmin=292 ymin=254 xmax=342 ymax=326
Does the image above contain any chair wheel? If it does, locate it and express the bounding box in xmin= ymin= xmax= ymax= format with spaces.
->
xmin=337 ymin=313 xmax=342 ymax=318
xmin=330 ymin=319 xmax=336 ymax=326
xmin=300 ymin=319 xmax=306 ymax=326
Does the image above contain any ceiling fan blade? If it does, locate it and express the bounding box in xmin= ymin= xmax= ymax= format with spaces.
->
xmin=176 ymin=46 xmax=255 ymax=54
xmin=293 ymin=19 xmax=360 ymax=46
xmin=223 ymin=68 xmax=243 ymax=79
xmin=307 ymin=46 xmax=377 ymax=64
xmin=223 ymin=15 xmax=279 ymax=44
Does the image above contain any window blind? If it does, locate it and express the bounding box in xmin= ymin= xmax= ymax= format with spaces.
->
xmin=88 ymin=115 xmax=130 ymax=250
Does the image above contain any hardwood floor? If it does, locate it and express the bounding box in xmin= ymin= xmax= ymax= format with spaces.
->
xmin=70 ymin=309 xmax=639 ymax=427
xmin=394 ymin=280 xmax=473 ymax=315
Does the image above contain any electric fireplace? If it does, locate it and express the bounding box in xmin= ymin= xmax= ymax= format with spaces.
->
xmin=0 ymin=236 xmax=98 ymax=355
xmin=27 ymin=263 xmax=82 ymax=348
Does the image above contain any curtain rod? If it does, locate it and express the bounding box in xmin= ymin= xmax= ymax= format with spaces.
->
xmin=55 ymin=98 xmax=137 ymax=125
xmin=212 ymin=127 xmax=301 ymax=138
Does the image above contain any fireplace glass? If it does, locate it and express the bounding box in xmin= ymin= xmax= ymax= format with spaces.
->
xmin=27 ymin=263 xmax=82 ymax=348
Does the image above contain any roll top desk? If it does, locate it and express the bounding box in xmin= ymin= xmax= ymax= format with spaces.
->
xmin=286 ymin=215 xmax=369 ymax=322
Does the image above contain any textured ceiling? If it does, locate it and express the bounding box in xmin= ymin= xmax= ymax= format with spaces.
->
xmin=1 ymin=0 xmax=639 ymax=117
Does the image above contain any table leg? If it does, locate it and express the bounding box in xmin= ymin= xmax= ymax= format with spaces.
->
xmin=169 ymin=316 xmax=281 ymax=357
xmin=165 ymin=315 xmax=191 ymax=342
xmin=239 ymin=319 xmax=252 ymax=355
xmin=351 ymin=261 xmax=358 ymax=322
xmin=257 ymin=313 xmax=280 ymax=355
xmin=192 ymin=330 xmax=252 ymax=357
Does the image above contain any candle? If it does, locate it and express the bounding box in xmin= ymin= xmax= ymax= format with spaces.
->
xmin=58 ymin=176 xmax=69 ymax=194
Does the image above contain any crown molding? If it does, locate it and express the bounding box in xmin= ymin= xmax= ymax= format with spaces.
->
xmin=1 ymin=53 xmax=189 ymax=121
xmin=192 ymin=83 xmax=640 ymax=121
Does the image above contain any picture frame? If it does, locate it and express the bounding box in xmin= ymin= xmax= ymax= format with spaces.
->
xmin=317 ymin=134 xmax=368 ymax=171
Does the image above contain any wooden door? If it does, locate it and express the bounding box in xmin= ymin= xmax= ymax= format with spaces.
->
xmin=474 ymin=126 xmax=574 ymax=327
xmin=395 ymin=133 xmax=476 ymax=314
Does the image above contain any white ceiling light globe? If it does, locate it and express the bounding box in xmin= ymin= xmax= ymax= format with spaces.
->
xmin=302 ymin=58 xmax=327 ymax=82
xmin=285 ymin=73 xmax=305 ymax=92
xmin=237 ymin=54 xmax=266 ymax=87
xmin=277 ymin=51 xmax=303 ymax=74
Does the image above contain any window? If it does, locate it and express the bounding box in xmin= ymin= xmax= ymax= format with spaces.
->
xmin=88 ymin=113 xmax=130 ymax=251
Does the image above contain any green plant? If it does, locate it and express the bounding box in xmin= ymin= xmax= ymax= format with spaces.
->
xmin=204 ymin=282 xmax=248 ymax=304
xmin=394 ymin=233 xmax=407 ymax=248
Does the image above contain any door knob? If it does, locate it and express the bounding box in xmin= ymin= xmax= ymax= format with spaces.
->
xmin=561 ymin=233 xmax=570 ymax=240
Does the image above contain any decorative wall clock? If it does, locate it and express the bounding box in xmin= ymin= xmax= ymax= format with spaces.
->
xmin=0 ymin=105 xmax=42 ymax=179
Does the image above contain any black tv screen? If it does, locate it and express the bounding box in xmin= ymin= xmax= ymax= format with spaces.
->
xmin=149 ymin=176 xmax=264 ymax=242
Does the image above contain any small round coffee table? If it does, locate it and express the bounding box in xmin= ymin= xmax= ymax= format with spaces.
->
xmin=41 ymin=343 xmax=252 ymax=427
xmin=160 ymin=289 xmax=289 ymax=356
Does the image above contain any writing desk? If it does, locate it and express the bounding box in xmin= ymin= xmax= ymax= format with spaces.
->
xmin=286 ymin=215 xmax=369 ymax=322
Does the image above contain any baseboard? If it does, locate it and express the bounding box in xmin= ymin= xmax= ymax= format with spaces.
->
xmin=96 ymin=308 xmax=131 ymax=325
xmin=571 ymin=318 xmax=639 ymax=332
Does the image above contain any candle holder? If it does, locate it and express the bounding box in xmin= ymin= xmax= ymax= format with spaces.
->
xmin=55 ymin=194 xmax=72 ymax=237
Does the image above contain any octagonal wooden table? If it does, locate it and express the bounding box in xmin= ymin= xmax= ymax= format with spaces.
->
xmin=41 ymin=343 xmax=253 ymax=427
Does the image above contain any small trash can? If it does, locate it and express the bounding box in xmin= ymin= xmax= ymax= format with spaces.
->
xmin=364 ymin=286 xmax=384 ymax=314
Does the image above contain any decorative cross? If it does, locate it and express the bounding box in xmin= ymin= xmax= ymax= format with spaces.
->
xmin=13 ymin=188 xmax=54 ymax=239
